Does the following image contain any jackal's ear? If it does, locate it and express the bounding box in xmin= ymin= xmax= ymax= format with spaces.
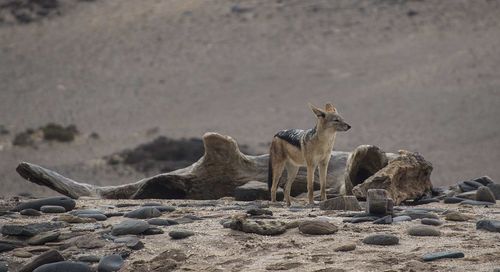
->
xmin=309 ymin=103 xmax=326 ymax=118
xmin=325 ymin=103 xmax=337 ymax=113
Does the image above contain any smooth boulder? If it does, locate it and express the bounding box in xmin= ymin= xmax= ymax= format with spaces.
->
xmin=12 ymin=197 xmax=76 ymax=212
xmin=111 ymin=220 xmax=150 ymax=236
xmin=124 ymin=207 xmax=161 ymax=219
xmin=97 ymin=255 xmax=124 ymax=272
xmin=407 ymin=225 xmax=441 ymax=236
xmin=33 ymin=261 xmax=91 ymax=272
xmin=362 ymin=233 xmax=399 ymax=246
xmin=476 ymin=220 xmax=500 ymax=232
xmin=298 ymin=221 xmax=338 ymax=235
xmin=422 ymin=251 xmax=464 ymax=262
xmin=476 ymin=186 xmax=496 ymax=203
xmin=19 ymin=250 xmax=65 ymax=272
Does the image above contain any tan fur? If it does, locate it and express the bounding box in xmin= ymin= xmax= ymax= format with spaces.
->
xmin=270 ymin=103 xmax=351 ymax=205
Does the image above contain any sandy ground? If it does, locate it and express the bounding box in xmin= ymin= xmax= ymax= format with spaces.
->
xmin=0 ymin=198 xmax=499 ymax=271
xmin=0 ymin=0 xmax=500 ymax=196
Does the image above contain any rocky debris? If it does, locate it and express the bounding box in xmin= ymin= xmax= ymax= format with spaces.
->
xmin=228 ymin=216 xmax=287 ymax=236
xmin=98 ymin=254 xmax=124 ymax=272
xmin=487 ymin=183 xmax=500 ymax=200
xmin=265 ymin=262 xmax=303 ymax=270
xmin=33 ymin=261 xmax=92 ymax=272
xmin=365 ymin=189 xmax=393 ymax=215
xmin=169 ymin=229 xmax=195 ymax=239
xmin=443 ymin=197 xmax=466 ymax=204
xmin=148 ymin=205 xmax=176 ymax=212
xmin=19 ymin=249 xmax=65 ymax=272
xmin=143 ymin=227 xmax=164 ymax=235
xmin=422 ymin=251 xmax=464 ymax=262
xmin=352 ymin=150 xmax=433 ymax=205
xmin=362 ymin=233 xmax=399 ymax=246
xmin=13 ymin=249 xmax=33 ymax=258
xmin=78 ymin=213 xmax=107 ymax=221
xmin=1 ymin=222 xmax=65 ymax=237
xmin=393 ymin=216 xmax=412 ymax=223
xmin=445 ymin=211 xmax=473 ymax=222
xmin=111 ymin=220 xmax=150 ymax=236
xmin=55 ymin=214 xmax=96 ymax=224
xmin=460 ymin=200 xmax=496 ymax=206
xmin=114 ymin=236 xmax=144 ymax=250
xmin=70 ymin=223 xmax=102 ymax=232
xmin=319 ymin=196 xmax=362 ymax=211
xmin=75 ymin=235 xmax=105 ymax=249
xmin=396 ymin=211 xmax=439 ymax=220
xmin=0 ymin=241 xmax=16 ymax=253
xmin=475 ymin=186 xmax=496 ymax=203
xmin=78 ymin=255 xmax=101 ymax=263
xmin=141 ymin=249 xmax=187 ymax=271
xmin=421 ymin=219 xmax=443 ymax=226
xmin=147 ymin=218 xmax=178 ymax=226
xmin=124 ymin=207 xmax=161 ymax=219
xmin=12 ymin=196 xmax=76 ymax=212
xmin=344 ymin=145 xmax=389 ymax=194
xmin=298 ymin=221 xmax=338 ymax=235
xmin=246 ymin=207 xmax=273 ymax=216
xmin=40 ymin=205 xmax=66 ymax=213
xmin=0 ymin=262 xmax=6 ymax=272
xmin=373 ymin=215 xmax=393 ymax=224
xmin=476 ymin=219 xmax=500 ymax=232
xmin=345 ymin=216 xmax=381 ymax=224
xmin=28 ymin=231 xmax=60 ymax=245
xmin=407 ymin=225 xmax=441 ymax=236
xmin=409 ymin=197 xmax=440 ymax=205
xmin=456 ymin=191 xmax=477 ymax=200
xmin=20 ymin=208 xmax=42 ymax=216
xmin=334 ymin=244 xmax=356 ymax=252
xmin=234 ymin=181 xmax=284 ymax=201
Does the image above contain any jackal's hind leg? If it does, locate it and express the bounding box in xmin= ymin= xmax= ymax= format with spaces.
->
xmin=271 ymin=161 xmax=285 ymax=202
xmin=306 ymin=164 xmax=317 ymax=204
xmin=284 ymin=163 xmax=299 ymax=206
xmin=319 ymin=159 xmax=330 ymax=201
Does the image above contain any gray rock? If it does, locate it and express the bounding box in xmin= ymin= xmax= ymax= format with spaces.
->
xmin=366 ymin=189 xmax=393 ymax=215
xmin=421 ymin=218 xmax=443 ymax=226
xmin=458 ymin=182 xmax=478 ymax=192
xmin=1 ymin=222 xmax=65 ymax=237
xmin=19 ymin=249 xmax=65 ymax=272
xmin=78 ymin=255 xmax=101 ymax=263
xmin=476 ymin=219 xmax=500 ymax=232
xmin=70 ymin=209 xmax=103 ymax=216
xmin=408 ymin=225 xmax=441 ymax=236
xmin=0 ymin=241 xmax=16 ymax=253
xmin=473 ymin=176 xmax=495 ymax=186
xmin=143 ymin=227 xmax=164 ymax=235
xmin=169 ymin=230 xmax=195 ymax=239
xmin=298 ymin=221 xmax=338 ymax=235
xmin=476 ymin=186 xmax=496 ymax=203
xmin=334 ymin=243 xmax=356 ymax=252
xmin=114 ymin=236 xmax=144 ymax=250
xmin=97 ymin=254 xmax=124 ymax=272
xmin=0 ymin=262 xmax=7 ymax=272
xmin=34 ymin=261 xmax=92 ymax=272
xmin=422 ymin=251 xmax=464 ymax=262
xmin=142 ymin=202 xmax=162 ymax=207
xmin=20 ymin=208 xmax=42 ymax=216
xmin=410 ymin=197 xmax=440 ymax=205
xmin=487 ymin=183 xmax=500 ymax=200
xmin=147 ymin=218 xmax=179 ymax=226
xmin=78 ymin=213 xmax=108 ymax=221
xmin=319 ymin=196 xmax=362 ymax=211
xmin=40 ymin=205 xmax=66 ymax=213
xmin=104 ymin=212 xmax=124 ymax=217
xmin=234 ymin=180 xmax=284 ymax=201
xmin=443 ymin=197 xmax=466 ymax=204
xmin=456 ymin=191 xmax=477 ymax=200
xmin=28 ymin=231 xmax=60 ymax=245
xmin=111 ymin=220 xmax=150 ymax=236
xmin=75 ymin=236 xmax=106 ymax=249
xmin=445 ymin=211 xmax=473 ymax=221
xmin=373 ymin=215 xmax=393 ymax=224
xmin=460 ymin=200 xmax=495 ymax=206
xmin=362 ymin=234 xmax=399 ymax=246
xmin=124 ymin=207 xmax=161 ymax=219
xmin=229 ymin=218 xmax=287 ymax=235
xmin=12 ymin=197 xmax=76 ymax=212
xmin=149 ymin=205 xmax=176 ymax=212
xmin=393 ymin=216 xmax=412 ymax=223
xmin=464 ymin=180 xmax=484 ymax=189
xmin=246 ymin=207 xmax=273 ymax=216
xmin=344 ymin=216 xmax=380 ymax=223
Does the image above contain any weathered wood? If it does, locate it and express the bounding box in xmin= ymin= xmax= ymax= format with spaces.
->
xmin=366 ymin=189 xmax=393 ymax=215
xmin=16 ymin=133 xmax=350 ymax=200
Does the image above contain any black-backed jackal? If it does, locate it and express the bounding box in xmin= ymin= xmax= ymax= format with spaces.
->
xmin=268 ymin=103 xmax=351 ymax=206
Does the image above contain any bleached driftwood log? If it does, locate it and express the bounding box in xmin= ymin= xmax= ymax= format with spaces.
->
xmin=16 ymin=133 xmax=350 ymax=199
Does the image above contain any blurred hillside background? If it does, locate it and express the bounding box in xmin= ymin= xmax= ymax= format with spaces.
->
xmin=0 ymin=0 xmax=499 ymax=197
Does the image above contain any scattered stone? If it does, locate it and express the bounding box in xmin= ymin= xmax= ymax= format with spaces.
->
xmin=246 ymin=207 xmax=273 ymax=216
xmin=473 ymin=176 xmax=495 ymax=186
xmin=362 ymin=233 xmax=399 ymax=246
xmin=410 ymin=197 xmax=440 ymax=205
xmin=460 ymin=200 xmax=496 ymax=206
xmin=0 ymin=241 xmax=16 ymax=253
xmin=476 ymin=219 xmax=500 ymax=232
xmin=422 ymin=251 xmax=464 ymax=262
xmin=78 ymin=213 xmax=107 ymax=221
xmin=319 ymin=196 xmax=362 ymax=211
xmin=33 ymin=261 xmax=92 ymax=272
xmin=20 ymin=208 xmax=42 ymax=216
xmin=265 ymin=262 xmax=303 ymax=270
xmin=78 ymin=255 xmax=101 ymax=263
xmin=75 ymin=236 xmax=105 ymax=249
xmin=111 ymin=220 xmax=150 ymax=236
xmin=234 ymin=180 xmax=284 ymax=201
xmin=393 ymin=216 xmax=412 ymax=223
xmin=443 ymin=197 xmax=466 ymax=204
xmin=365 ymin=189 xmax=393 ymax=215
xmin=445 ymin=211 xmax=473 ymax=222
xmin=28 ymin=231 xmax=60 ymax=245
xmin=475 ymin=186 xmax=496 ymax=203
xmin=487 ymin=183 xmax=500 ymax=200
xmin=70 ymin=209 xmax=103 ymax=216
xmin=373 ymin=215 xmax=393 ymax=224
xmin=13 ymin=249 xmax=33 ymax=258
xmin=147 ymin=218 xmax=179 ymax=226
xmin=0 ymin=262 xmax=7 ymax=272
xmin=19 ymin=249 xmax=65 ymax=272
xmin=97 ymin=254 xmax=124 ymax=272
xmin=124 ymin=207 xmax=161 ymax=219
xmin=183 ymin=214 xmax=203 ymax=221
xmin=13 ymin=197 xmax=76 ymax=212
xmin=344 ymin=216 xmax=380 ymax=223
xmin=104 ymin=212 xmax=124 ymax=217
xmin=458 ymin=182 xmax=477 ymax=192
xmin=40 ymin=205 xmax=66 ymax=213
xmin=421 ymin=219 xmax=443 ymax=226
xmin=169 ymin=229 xmax=195 ymax=239
xmin=142 ymin=202 xmax=162 ymax=207
xmin=398 ymin=211 xmax=439 ymax=220
xmin=298 ymin=221 xmax=338 ymax=235
xmin=70 ymin=223 xmax=102 ymax=232
xmin=149 ymin=205 xmax=176 ymax=212
xmin=408 ymin=225 xmax=441 ymax=236
xmin=114 ymin=236 xmax=144 ymax=250
xmin=143 ymin=227 xmax=164 ymax=235
xmin=1 ymin=222 xmax=65 ymax=237
xmin=334 ymin=244 xmax=356 ymax=252
xmin=456 ymin=191 xmax=477 ymax=200
xmin=228 ymin=217 xmax=287 ymax=236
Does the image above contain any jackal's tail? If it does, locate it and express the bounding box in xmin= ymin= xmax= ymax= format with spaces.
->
xmin=267 ymin=155 xmax=273 ymax=191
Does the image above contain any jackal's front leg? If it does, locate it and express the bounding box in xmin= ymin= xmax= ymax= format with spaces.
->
xmin=306 ymin=164 xmax=316 ymax=204
xmin=318 ymin=159 xmax=329 ymax=201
